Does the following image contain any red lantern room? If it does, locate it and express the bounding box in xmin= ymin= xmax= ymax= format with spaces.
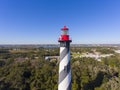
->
xmin=59 ymin=26 xmax=71 ymax=42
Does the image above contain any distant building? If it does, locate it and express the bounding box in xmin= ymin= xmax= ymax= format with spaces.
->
xmin=115 ymin=50 xmax=120 ymax=53
xmin=45 ymin=56 xmax=59 ymax=61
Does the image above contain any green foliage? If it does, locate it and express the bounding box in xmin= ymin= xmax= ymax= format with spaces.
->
xmin=96 ymin=47 xmax=115 ymax=54
xmin=0 ymin=47 xmax=120 ymax=90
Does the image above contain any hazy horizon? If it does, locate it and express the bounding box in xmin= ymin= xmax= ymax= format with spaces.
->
xmin=0 ymin=43 xmax=120 ymax=45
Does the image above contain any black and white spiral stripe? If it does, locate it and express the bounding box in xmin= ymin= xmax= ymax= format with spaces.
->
xmin=58 ymin=43 xmax=71 ymax=90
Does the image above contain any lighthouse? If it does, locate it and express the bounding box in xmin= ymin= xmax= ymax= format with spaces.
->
xmin=58 ymin=26 xmax=72 ymax=90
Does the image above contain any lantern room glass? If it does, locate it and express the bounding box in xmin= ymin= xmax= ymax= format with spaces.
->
xmin=62 ymin=30 xmax=69 ymax=35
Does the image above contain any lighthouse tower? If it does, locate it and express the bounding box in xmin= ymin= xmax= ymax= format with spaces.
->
xmin=58 ymin=26 xmax=72 ymax=90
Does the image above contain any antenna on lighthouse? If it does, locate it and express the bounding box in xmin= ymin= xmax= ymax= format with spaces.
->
xmin=58 ymin=26 xmax=72 ymax=90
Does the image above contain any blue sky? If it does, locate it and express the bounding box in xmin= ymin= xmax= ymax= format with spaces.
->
xmin=0 ymin=0 xmax=120 ymax=44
